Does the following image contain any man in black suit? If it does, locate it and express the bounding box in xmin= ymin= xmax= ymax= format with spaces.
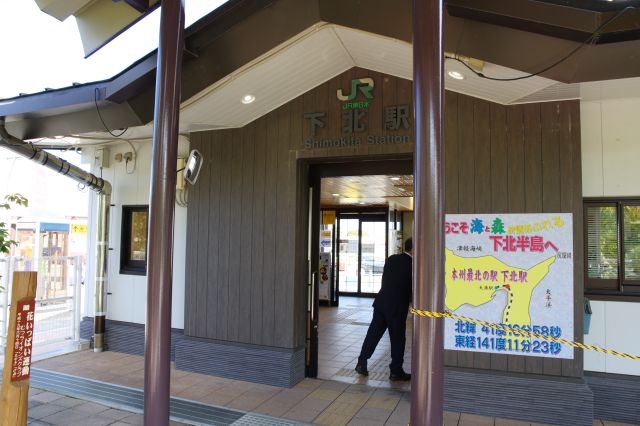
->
xmin=355 ymin=238 xmax=412 ymax=381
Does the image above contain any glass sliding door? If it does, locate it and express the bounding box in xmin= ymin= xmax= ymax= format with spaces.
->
xmin=337 ymin=213 xmax=387 ymax=296
xmin=338 ymin=218 xmax=359 ymax=293
xmin=360 ymin=220 xmax=386 ymax=294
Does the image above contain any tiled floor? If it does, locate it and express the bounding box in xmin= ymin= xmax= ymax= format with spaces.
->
xmin=25 ymin=382 xmax=636 ymax=426
xmin=318 ymin=297 xmax=411 ymax=390
xmin=27 ymin=386 xmax=187 ymax=426
xmin=24 ymin=295 xmax=636 ymax=426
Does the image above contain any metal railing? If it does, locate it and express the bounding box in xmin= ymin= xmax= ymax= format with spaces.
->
xmin=0 ymin=256 xmax=84 ymax=355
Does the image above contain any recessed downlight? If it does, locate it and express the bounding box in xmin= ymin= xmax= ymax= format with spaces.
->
xmin=332 ymin=193 xmax=340 ymax=197
xmin=359 ymin=201 xmax=366 ymax=205
xmin=241 ymin=94 xmax=255 ymax=104
xmin=390 ymin=177 xmax=401 ymax=181
xmin=448 ymin=71 xmax=465 ymax=80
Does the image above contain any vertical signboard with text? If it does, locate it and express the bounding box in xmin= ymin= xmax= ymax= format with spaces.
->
xmin=444 ymin=213 xmax=574 ymax=359
xmin=11 ymin=300 xmax=36 ymax=382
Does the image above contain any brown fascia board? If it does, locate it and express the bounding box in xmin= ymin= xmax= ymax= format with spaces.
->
xmin=5 ymin=102 xmax=142 ymax=141
xmin=446 ymin=0 xmax=598 ymax=37
xmin=0 ymin=82 xmax=143 ymax=140
xmin=0 ymin=83 xmax=107 ymax=117
xmin=444 ymin=16 xmax=640 ymax=83
xmin=446 ymin=0 xmax=640 ymax=44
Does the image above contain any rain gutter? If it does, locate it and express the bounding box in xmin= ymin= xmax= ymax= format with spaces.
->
xmin=0 ymin=117 xmax=111 ymax=352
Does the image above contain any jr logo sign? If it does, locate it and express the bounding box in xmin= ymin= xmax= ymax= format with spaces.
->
xmin=336 ymin=78 xmax=374 ymax=101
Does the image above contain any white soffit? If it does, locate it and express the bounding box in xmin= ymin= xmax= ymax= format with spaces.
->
xmin=180 ymin=24 xmax=353 ymax=130
xmin=81 ymin=24 xmax=613 ymax=143
xmin=444 ymin=60 xmax=558 ymax=105
xmin=512 ymin=82 xmax=581 ymax=104
xmin=179 ymin=24 xmax=572 ymax=135
xmin=333 ymin=26 xmax=412 ymax=80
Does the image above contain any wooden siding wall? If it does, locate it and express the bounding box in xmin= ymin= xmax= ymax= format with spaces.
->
xmin=185 ymin=67 xmax=414 ymax=350
xmin=443 ymin=92 xmax=583 ymax=377
xmin=185 ymin=68 xmax=583 ymax=377
xmin=185 ymin=105 xmax=299 ymax=349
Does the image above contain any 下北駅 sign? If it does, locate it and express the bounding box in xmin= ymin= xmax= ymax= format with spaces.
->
xmin=303 ymin=77 xmax=412 ymax=149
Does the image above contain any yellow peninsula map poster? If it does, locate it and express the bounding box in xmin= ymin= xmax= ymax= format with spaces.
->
xmin=444 ymin=213 xmax=574 ymax=359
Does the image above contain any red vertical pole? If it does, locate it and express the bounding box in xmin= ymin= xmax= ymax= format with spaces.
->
xmin=143 ymin=0 xmax=184 ymax=424
xmin=411 ymin=0 xmax=445 ymax=425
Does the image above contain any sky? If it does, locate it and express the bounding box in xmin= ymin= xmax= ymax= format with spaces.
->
xmin=0 ymin=0 xmax=228 ymax=99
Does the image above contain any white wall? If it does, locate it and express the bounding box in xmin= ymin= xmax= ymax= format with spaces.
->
xmin=581 ymin=98 xmax=640 ymax=375
xmin=84 ymin=138 xmax=189 ymax=329
xmin=583 ymin=300 xmax=640 ymax=376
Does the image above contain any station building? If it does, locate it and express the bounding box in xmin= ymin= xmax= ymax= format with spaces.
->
xmin=1 ymin=1 xmax=640 ymax=424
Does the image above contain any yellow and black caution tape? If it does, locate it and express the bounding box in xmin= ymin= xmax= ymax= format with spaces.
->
xmin=410 ymin=307 xmax=640 ymax=361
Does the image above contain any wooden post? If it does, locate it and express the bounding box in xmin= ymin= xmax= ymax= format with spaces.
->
xmin=411 ymin=0 xmax=445 ymax=424
xmin=0 ymin=272 xmax=37 ymax=426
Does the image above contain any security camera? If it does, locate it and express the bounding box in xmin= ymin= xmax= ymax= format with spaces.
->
xmin=183 ymin=149 xmax=203 ymax=185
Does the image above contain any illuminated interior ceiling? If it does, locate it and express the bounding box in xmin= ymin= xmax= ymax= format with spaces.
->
xmin=321 ymin=175 xmax=414 ymax=211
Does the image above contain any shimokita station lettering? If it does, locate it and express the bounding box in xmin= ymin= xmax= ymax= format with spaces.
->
xmin=303 ymin=105 xmax=411 ymax=149
xmin=304 ymin=134 xmax=410 ymax=149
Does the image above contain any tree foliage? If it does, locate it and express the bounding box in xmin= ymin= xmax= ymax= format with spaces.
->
xmin=0 ymin=193 xmax=28 ymax=254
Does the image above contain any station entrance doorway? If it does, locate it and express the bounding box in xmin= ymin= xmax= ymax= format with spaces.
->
xmin=305 ymin=157 xmax=413 ymax=379
xmin=336 ymin=211 xmax=387 ymax=297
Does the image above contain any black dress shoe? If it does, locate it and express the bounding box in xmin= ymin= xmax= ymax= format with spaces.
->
xmin=355 ymin=364 xmax=369 ymax=376
xmin=389 ymin=371 xmax=411 ymax=381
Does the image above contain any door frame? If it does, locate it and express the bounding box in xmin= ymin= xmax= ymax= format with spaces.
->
xmin=336 ymin=210 xmax=388 ymax=297
xmin=303 ymin=156 xmax=412 ymax=378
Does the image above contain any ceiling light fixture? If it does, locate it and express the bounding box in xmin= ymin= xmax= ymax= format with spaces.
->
xmin=359 ymin=202 xmax=366 ymax=205
xmin=448 ymin=71 xmax=465 ymax=80
xmin=390 ymin=177 xmax=401 ymax=181
xmin=332 ymin=193 xmax=340 ymax=197
xmin=241 ymin=94 xmax=255 ymax=104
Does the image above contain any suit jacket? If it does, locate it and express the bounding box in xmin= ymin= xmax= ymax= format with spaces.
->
xmin=373 ymin=252 xmax=412 ymax=317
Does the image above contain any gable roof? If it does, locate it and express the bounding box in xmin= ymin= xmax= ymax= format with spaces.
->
xmin=2 ymin=0 xmax=640 ymax=140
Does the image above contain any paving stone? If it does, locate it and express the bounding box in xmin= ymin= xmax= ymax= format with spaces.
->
xmin=459 ymin=412 xmax=496 ymax=426
xmin=38 ymin=408 xmax=91 ymax=426
xmin=28 ymin=399 xmax=44 ymax=409
xmin=496 ymin=417 xmax=531 ymax=426
xmin=27 ymin=421 xmax=53 ymax=426
xmin=363 ymin=395 xmax=400 ymax=410
xmin=73 ymin=401 xmax=111 ymax=415
xmin=26 ymin=403 xmax=67 ymax=420
xmin=99 ymin=408 xmax=134 ymax=421
xmin=50 ymin=395 xmax=85 ymax=408
xmin=120 ymin=413 xmax=144 ymax=426
xmin=31 ymin=391 xmax=64 ymax=404
xmin=71 ymin=414 xmax=114 ymax=426
xmin=444 ymin=411 xmax=461 ymax=426
xmin=348 ymin=418 xmax=386 ymax=426
xmin=282 ymin=407 xmax=322 ymax=423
